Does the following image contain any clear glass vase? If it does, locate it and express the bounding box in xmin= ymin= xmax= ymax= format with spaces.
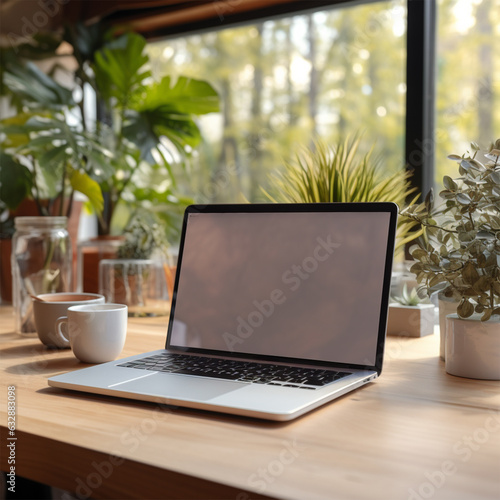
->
xmin=99 ymin=259 xmax=170 ymax=317
xmin=11 ymin=216 xmax=72 ymax=335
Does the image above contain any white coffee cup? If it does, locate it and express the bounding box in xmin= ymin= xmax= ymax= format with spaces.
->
xmin=33 ymin=293 xmax=105 ymax=348
xmin=54 ymin=304 xmax=128 ymax=363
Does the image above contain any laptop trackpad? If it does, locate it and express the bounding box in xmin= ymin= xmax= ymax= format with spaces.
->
xmin=113 ymin=372 xmax=246 ymax=401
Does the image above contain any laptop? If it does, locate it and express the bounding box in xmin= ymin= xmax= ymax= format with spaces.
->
xmin=49 ymin=202 xmax=398 ymax=421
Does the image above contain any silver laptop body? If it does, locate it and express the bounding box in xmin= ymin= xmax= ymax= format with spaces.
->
xmin=49 ymin=203 xmax=398 ymax=421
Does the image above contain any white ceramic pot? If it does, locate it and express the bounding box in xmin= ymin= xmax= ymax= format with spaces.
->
xmin=445 ymin=314 xmax=500 ymax=380
xmin=438 ymin=295 xmax=459 ymax=361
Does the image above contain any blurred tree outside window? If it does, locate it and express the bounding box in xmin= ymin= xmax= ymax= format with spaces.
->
xmin=147 ymin=1 xmax=407 ymax=203
xmin=435 ymin=0 xmax=500 ymax=189
xmin=146 ymin=0 xmax=498 ymax=203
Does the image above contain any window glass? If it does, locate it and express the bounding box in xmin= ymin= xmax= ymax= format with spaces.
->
xmin=435 ymin=0 xmax=500 ymax=187
xmin=147 ymin=1 xmax=407 ymax=203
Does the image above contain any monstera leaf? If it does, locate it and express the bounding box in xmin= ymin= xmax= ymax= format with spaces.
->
xmin=94 ymin=32 xmax=151 ymax=108
xmin=122 ymin=75 xmax=220 ymax=165
xmin=0 ymin=152 xmax=33 ymax=210
xmin=3 ymin=62 xmax=74 ymax=108
xmin=142 ymin=76 xmax=220 ymax=115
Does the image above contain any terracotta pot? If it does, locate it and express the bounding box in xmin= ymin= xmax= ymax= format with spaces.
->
xmin=163 ymin=263 xmax=177 ymax=300
xmin=0 ymin=237 xmax=12 ymax=303
xmin=78 ymin=236 xmax=124 ymax=293
xmin=445 ymin=314 xmax=500 ymax=380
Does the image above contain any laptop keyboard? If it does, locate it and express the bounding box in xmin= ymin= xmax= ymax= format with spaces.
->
xmin=118 ymin=353 xmax=350 ymax=390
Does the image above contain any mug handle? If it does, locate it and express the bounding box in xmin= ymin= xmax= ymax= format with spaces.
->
xmin=54 ymin=316 xmax=71 ymax=348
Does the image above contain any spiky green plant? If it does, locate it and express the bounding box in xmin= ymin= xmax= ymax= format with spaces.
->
xmin=392 ymin=283 xmax=424 ymax=306
xmin=263 ymin=136 xmax=421 ymax=255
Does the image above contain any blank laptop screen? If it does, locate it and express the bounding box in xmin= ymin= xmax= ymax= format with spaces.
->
xmin=168 ymin=210 xmax=392 ymax=366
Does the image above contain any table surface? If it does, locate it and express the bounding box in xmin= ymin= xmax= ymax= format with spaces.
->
xmin=1 ymin=305 xmax=499 ymax=500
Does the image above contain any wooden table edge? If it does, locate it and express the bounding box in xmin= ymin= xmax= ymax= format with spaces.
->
xmin=0 ymin=426 xmax=276 ymax=500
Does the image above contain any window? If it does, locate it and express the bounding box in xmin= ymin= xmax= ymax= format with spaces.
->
xmin=435 ymin=0 xmax=500 ymax=187
xmin=146 ymin=1 xmax=407 ymax=203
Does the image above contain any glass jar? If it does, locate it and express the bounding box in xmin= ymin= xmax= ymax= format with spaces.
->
xmin=99 ymin=258 xmax=170 ymax=317
xmin=11 ymin=216 xmax=72 ymax=335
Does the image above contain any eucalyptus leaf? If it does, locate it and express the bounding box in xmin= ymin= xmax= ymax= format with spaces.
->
xmin=429 ymin=274 xmax=446 ymax=288
xmin=456 ymin=193 xmax=472 ymax=205
xmin=457 ymin=299 xmax=474 ymax=318
xmin=481 ymin=309 xmax=493 ymax=321
xmin=489 ymin=171 xmax=500 ymax=184
xmin=443 ymin=175 xmax=457 ymax=191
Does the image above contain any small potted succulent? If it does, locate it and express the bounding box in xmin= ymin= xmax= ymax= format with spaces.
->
xmin=98 ymin=212 xmax=172 ymax=316
xmin=401 ymin=140 xmax=500 ymax=379
xmin=387 ymin=284 xmax=435 ymax=337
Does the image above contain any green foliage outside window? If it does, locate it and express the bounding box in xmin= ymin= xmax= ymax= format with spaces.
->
xmin=146 ymin=0 xmax=498 ymax=203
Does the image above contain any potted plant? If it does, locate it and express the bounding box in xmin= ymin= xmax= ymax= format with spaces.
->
xmin=263 ymin=136 xmax=422 ymax=257
xmin=1 ymin=23 xmax=219 ymax=292
xmin=0 ymin=33 xmax=106 ymax=243
xmin=387 ymin=284 xmax=435 ymax=337
xmin=401 ymin=140 xmax=500 ymax=380
xmin=99 ymin=212 xmax=172 ymax=316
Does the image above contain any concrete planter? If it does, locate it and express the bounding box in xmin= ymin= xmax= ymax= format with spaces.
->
xmin=387 ymin=303 xmax=435 ymax=337
xmin=445 ymin=314 xmax=500 ymax=380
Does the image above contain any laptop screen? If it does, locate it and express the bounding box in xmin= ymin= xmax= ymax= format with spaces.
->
xmin=167 ymin=205 xmax=396 ymax=368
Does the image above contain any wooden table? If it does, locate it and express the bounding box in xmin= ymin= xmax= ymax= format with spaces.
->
xmin=1 ymin=305 xmax=499 ymax=500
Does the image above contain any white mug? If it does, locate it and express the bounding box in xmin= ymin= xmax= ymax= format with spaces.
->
xmin=55 ymin=304 xmax=128 ymax=363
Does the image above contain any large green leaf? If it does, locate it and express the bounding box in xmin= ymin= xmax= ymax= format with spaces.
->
xmin=2 ymin=115 xmax=61 ymax=135
xmin=70 ymin=170 xmax=104 ymax=215
xmin=159 ymin=116 xmax=202 ymax=149
xmin=0 ymin=152 xmax=33 ymax=210
xmin=140 ymin=76 xmax=220 ymax=115
xmin=64 ymin=22 xmax=107 ymax=66
xmin=94 ymin=32 xmax=150 ymax=107
xmin=123 ymin=109 xmax=202 ymax=168
xmin=4 ymin=62 xmax=74 ymax=108
xmin=36 ymin=158 xmax=62 ymax=198
xmin=38 ymin=144 xmax=69 ymax=174
xmin=0 ymin=112 xmax=35 ymax=147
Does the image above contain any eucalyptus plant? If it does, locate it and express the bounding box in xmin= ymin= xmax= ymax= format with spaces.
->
xmin=401 ymin=140 xmax=500 ymax=321
xmin=263 ymin=136 xmax=422 ymax=256
xmin=0 ymin=24 xmax=219 ymax=236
